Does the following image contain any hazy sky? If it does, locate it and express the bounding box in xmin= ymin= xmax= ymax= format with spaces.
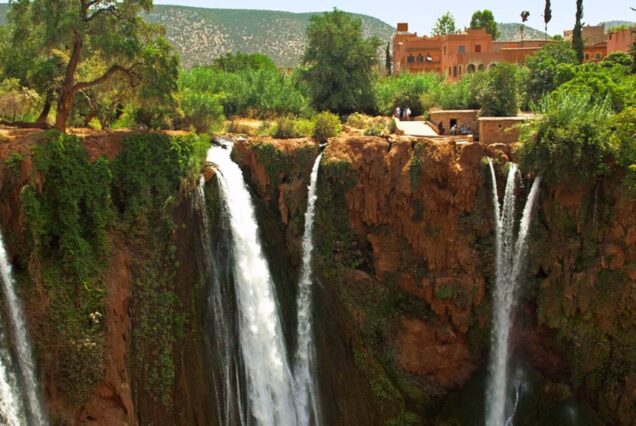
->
xmin=154 ymin=0 xmax=635 ymax=36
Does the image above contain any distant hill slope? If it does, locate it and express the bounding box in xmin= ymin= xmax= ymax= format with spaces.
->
xmin=0 ymin=4 xmax=394 ymax=68
xmin=143 ymin=6 xmax=394 ymax=68
xmin=497 ymin=23 xmax=549 ymax=41
xmin=600 ymin=21 xmax=635 ymax=31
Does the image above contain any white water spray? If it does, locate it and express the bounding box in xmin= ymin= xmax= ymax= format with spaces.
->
xmin=0 ymin=229 xmax=47 ymax=425
xmin=207 ymin=142 xmax=296 ymax=426
xmin=293 ymin=153 xmax=323 ymax=426
xmin=0 ymin=326 xmax=24 ymax=425
xmin=486 ymin=160 xmax=541 ymax=426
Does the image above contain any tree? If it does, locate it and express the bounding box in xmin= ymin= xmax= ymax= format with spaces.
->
xmin=544 ymin=0 xmax=552 ymax=35
xmin=479 ymin=63 xmax=519 ymax=117
xmin=385 ymin=42 xmax=392 ymax=76
xmin=520 ymin=11 xmax=530 ymax=43
xmin=470 ymin=10 xmax=500 ymax=40
xmin=573 ymin=0 xmax=585 ymax=63
xmin=526 ymin=42 xmax=579 ymax=104
xmin=301 ymin=9 xmax=380 ymax=114
xmin=432 ymin=12 xmax=457 ymax=36
xmin=7 ymin=0 xmax=180 ymax=131
xmin=212 ymin=52 xmax=277 ymax=73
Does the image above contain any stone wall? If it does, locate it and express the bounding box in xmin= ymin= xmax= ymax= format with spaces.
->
xmin=478 ymin=116 xmax=529 ymax=145
xmin=429 ymin=110 xmax=479 ymax=137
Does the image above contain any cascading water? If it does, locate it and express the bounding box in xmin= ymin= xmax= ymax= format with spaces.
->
xmin=196 ymin=176 xmax=246 ymax=426
xmin=486 ymin=160 xmax=541 ymax=426
xmin=206 ymin=141 xmax=296 ymax=426
xmin=293 ymin=153 xmax=323 ymax=426
xmin=0 ymin=229 xmax=47 ymax=425
xmin=0 ymin=326 xmax=24 ymax=425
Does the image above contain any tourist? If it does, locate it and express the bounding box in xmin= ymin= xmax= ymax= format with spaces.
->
xmin=394 ymin=106 xmax=401 ymax=119
xmin=405 ymin=107 xmax=412 ymax=121
xmin=450 ymin=124 xmax=457 ymax=135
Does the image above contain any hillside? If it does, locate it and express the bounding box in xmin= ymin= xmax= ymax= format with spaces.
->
xmin=497 ymin=23 xmax=549 ymax=41
xmin=143 ymin=6 xmax=394 ymax=68
xmin=0 ymin=4 xmax=394 ymax=68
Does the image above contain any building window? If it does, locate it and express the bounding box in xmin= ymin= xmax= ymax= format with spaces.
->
xmin=417 ymin=53 xmax=424 ymax=63
xmin=443 ymin=46 xmax=446 ymax=55
xmin=453 ymin=66 xmax=458 ymax=77
xmin=459 ymin=65 xmax=462 ymax=75
xmin=458 ymin=45 xmax=465 ymax=54
xmin=478 ymin=64 xmax=485 ymax=72
xmin=585 ymin=53 xmax=589 ymax=60
xmin=467 ymin=64 xmax=476 ymax=73
xmin=407 ymin=55 xmax=415 ymax=64
xmin=595 ymin=53 xmax=601 ymax=60
xmin=426 ymin=52 xmax=433 ymax=62
xmin=475 ymin=45 xmax=482 ymax=53
xmin=448 ymin=67 xmax=451 ymax=76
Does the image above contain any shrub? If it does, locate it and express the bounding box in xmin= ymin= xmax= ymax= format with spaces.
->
xmin=272 ymin=116 xmax=314 ymax=139
xmin=518 ymin=92 xmax=613 ymax=185
xmin=346 ymin=112 xmax=372 ymax=129
xmin=374 ymin=73 xmax=443 ymax=116
xmin=179 ymin=89 xmax=224 ymax=133
xmin=313 ymin=112 xmax=342 ymax=142
xmin=364 ymin=122 xmax=386 ymax=136
xmin=609 ymin=107 xmax=636 ymax=191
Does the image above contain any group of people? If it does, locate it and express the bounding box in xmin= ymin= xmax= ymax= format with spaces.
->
xmin=437 ymin=122 xmax=472 ymax=136
xmin=394 ymin=106 xmax=412 ymax=121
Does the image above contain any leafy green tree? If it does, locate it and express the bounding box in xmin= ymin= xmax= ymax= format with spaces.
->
xmin=374 ymin=72 xmax=443 ymax=116
xmin=479 ymin=63 xmax=519 ymax=117
xmin=7 ymin=0 xmax=179 ymax=131
xmin=432 ymin=12 xmax=457 ymax=36
xmin=470 ymin=10 xmax=499 ymax=40
xmin=609 ymin=107 xmax=636 ymax=190
xmin=301 ymin=9 xmax=380 ymax=114
xmin=544 ymin=0 xmax=552 ymax=34
xmin=573 ymin=0 xmax=585 ymax=63
xmin=630 ymin=42 xmax=636 ymax=74
xmin=526 ymin=42 xmax=579 ymax=104
xmin=602 ymin=52 xmax=633 ymax=68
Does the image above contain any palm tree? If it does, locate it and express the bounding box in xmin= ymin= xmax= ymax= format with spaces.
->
xmin=520 ymin=11 xmax=530 ymax=44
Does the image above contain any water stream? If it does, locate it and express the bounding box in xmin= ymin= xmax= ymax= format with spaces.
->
xmin=486 ymin=160 xmax=541 ymax=426
xmin=293 ymin=153 xmax=323 ymax=426
xmin=206 ymin=141 xmax=296 ymax=426
xmin=0 ymin=228 xmax=47 ymax=425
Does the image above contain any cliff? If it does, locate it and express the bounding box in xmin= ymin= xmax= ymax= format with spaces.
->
xmin=234 ymin=135 xmax=636 ymax=425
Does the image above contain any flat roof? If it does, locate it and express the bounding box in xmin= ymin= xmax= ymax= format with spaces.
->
xmin=429 ymin=109 xmax=480 ymax=113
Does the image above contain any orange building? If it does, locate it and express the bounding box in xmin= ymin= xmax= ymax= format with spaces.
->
xmin=393 ymin=23 xmax=549 ymax=81
xmin=607 ymin=26 xmax=636 ymax=54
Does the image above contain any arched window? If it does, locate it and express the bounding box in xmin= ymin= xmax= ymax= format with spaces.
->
xmin=407 ymin=55 xmax=415 ymax=64
xmin=417 ymin=53 xmax=424 ymax=63
xmin=467 ymin=64 xmax=476 ymax=73
xmin=478 ymin=64 xmax=485 ymax=72
xmin=453 ymin=66 xmax=458 ymax=77
xmin=489 ymin=63 xmax=497 ymax=70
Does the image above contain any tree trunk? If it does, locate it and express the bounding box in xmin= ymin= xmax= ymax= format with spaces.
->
xmin=35 ymin=93 xmax=52 ymax=124
xmin=55 ymin=35 xmax=83 ymax=131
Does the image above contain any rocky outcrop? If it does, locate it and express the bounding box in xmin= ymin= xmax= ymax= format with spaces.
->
xmin=235 ymin=134 xmax=636 ymax=424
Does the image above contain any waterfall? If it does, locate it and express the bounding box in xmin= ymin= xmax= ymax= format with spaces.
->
xmin=0 ymin=326 xmax=24 ymax=425
xmin=0 ymin=229 xmax=47 ymax=425
xmin=485 ymin=160 xmax=541 ymax=426
xmin=196 ymin=176 xmax=246 ymax=426
xmin=206 ymin=141 xmax=296 ymax=426
xmin=293 ymin=153 xmax=323 ymax=426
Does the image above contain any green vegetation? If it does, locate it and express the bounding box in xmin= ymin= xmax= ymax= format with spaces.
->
xmin=479 ymin=63 xmax=519 ymax=117
xmin=313 ymin=111 xmax=342 ymax=143
xmin=432 ymin=12 xmax=457 ymax=36
xmin=301 ymin=9 xmax=381 ymax=114
xmin=470 ymin=10 xmax=499 ymax=40
xmin=573 ymin=0 xmax=585 ymax=63
xmin=18 ymin=131 xmax=208 ymax=406
xmin=525 ymin=42 xmax=579 ymax=105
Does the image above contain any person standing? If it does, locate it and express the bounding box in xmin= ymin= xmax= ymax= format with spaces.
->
xmin=394 ymin=106 xmax=401 ymax=119
xmin=405 ymin=107 xmax=412 ymax=121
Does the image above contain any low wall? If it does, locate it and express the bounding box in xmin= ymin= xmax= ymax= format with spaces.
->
xmin=478 ymin=116 xmax=530 ymax=145
xmin=429 ymin=110 xmax=479 ymax=137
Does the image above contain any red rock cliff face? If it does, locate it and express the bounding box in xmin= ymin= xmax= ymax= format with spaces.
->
xmin=235 ymin=134 xmax=636 ymax=424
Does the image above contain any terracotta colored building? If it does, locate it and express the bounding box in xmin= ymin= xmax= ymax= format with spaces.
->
xmin=393 ymin=23 xmax=548 ymax=80
xmin=394 ymin=22 xmax=636 ymax=79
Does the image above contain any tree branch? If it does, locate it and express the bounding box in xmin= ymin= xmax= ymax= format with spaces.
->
xmin=84 ymin=5 xmax=119 ymax=22
xmin=72 ymin=64 xmax=140 ymax=93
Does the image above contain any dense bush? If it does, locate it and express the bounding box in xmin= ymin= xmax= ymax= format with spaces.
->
xmin=271 ymin=116 xmax=314 ymax=139
xmin=374 ymin=73 xmax=443 ymax=116
xmin=518 ymin=92 xmax=613 ymax=185
xmin=313 ymin=111 xmax=342 ymax=142
xmin=479 ymin=63 xmax=519 ymax=117
xmin=609 ymin=107 xmax=636 ymax=190
xmin=435 ymin=71 xmax=488 ymax=111
xmin=179 ymin=63 xmax=309 ymax=119
xmin=525 ymin=42 xmax=579 ymax=105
